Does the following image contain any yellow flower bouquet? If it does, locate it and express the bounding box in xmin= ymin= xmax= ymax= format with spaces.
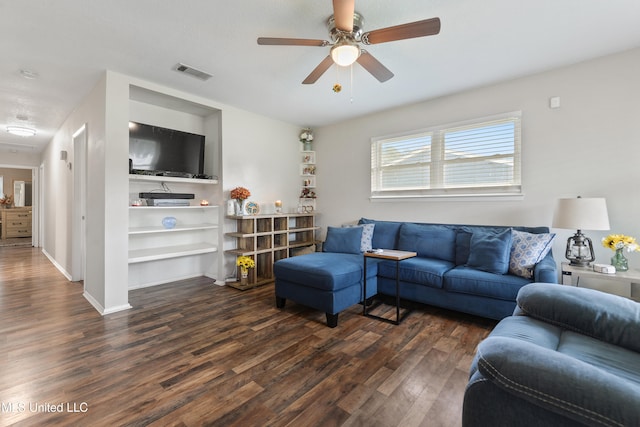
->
xmin=236 ymin=255 xmax=255 ymax=273
xmin=602 ymin=234 xmax=640 ymax=252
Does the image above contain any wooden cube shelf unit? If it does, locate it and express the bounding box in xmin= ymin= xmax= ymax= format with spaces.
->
xmin=226 ymin=213 xmax=318 ymax=290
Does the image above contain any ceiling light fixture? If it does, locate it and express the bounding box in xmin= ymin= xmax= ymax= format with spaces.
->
xmin=330 ymin=37 xmax=361 ymax=66
xmin=20 ymin=69 xmax=39 ymax=79
xmin=6 ymin=126 xmax=37 ymax=137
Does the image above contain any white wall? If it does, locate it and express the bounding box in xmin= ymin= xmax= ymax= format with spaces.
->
xmin=40 ymin=71 xmax=132 ymax=313
xmin=0 ymin=150 xmax=40 ymax=168
xmin=220 ymin=106 xmax=301 ymax=280
xmin=316 ymin=48 xmax=640 ymax=273
xmin=41 ymin=75 xmax=106 ymax=285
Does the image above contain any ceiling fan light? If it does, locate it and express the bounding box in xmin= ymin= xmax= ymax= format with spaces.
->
xmin=6 ymin=126 xmax=37 ymax=137
xmin=331 ymin=43 xmax=360 ymax=67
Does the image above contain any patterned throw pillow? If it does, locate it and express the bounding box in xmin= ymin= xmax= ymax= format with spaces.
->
xmin=343 ymin=223 xmax=375 ymax=252
xmin=509 ymin=229 xmax=556 ymax=279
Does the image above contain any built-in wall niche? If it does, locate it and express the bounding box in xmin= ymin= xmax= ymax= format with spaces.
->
xmin=127 ymin=84 xmax=224 ymax=290
xmin=128 ymin=85 xmax=222 ymax=181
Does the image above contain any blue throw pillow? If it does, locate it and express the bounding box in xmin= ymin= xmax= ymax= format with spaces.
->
xmin=359 ymin=218 xmax=402 ymax=249
xmin=466 ymin=228 xmax=512 ymax=274
xmin=323 ymin=226 xmax=363 ymax=254
xmin=343 ymin=223 xmax=375 ymax=251
xmin=509 ymin=229 xmax=555 ymax=278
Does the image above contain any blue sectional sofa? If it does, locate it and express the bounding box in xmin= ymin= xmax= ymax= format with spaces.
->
xmin=274 ymin=218 xmax=557 ymax=327
xmin=463 ymin=283 xmax=640 ymax=426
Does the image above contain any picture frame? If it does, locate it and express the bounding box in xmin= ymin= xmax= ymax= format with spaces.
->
xmin=302 ymin=152 xmax=315 ymax=164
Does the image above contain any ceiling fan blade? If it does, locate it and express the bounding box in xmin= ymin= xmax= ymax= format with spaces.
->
xmin=257 ymin=37 xmax=329 ymax=47
xmin=356 ymin=51 xmax=394 ymax=82
xmin=332 ymin=0 xmax=355 ymax=32
xmin=361 ymin=17 xmax=441 ymax=45
xmin=302 ymin=55 xmax=334 ymax=84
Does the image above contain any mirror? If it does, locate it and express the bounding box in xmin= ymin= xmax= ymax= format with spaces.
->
xmin=0 ymin=176 xmax=3 ymax=198
xmin=13 ymin=180 xmax=32 ymax=207
xmin=14 ymin=181 xmax=24 ymax=207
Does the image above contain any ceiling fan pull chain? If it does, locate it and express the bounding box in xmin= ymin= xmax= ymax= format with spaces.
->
xmin=350 ymin=63 xmax=354 ymax=103
xmin=332 ymin=64 xmax=343 ymax=93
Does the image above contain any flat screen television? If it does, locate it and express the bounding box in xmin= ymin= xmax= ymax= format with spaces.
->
xmin=129 ymin=121 xmax=205 ymax=177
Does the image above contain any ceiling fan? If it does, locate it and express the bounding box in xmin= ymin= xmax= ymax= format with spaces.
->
xmin=257 ymin=0 xmax=441 ymax=84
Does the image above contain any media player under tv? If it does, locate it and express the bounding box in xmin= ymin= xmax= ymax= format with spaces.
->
xmin=139 ymin=192 xmax=195 ymax=199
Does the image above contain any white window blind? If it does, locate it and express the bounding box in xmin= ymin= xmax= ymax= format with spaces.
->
xmin=371 ymin=112 xmax=521 ymax=198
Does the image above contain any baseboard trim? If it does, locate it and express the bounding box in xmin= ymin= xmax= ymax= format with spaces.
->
xmin=83 ymin=291 xmax=132 ymax=315
xmin=42 ymin=248 xmax=72 ymax=281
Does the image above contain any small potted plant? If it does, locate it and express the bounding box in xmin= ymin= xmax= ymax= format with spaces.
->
xmin=236 ymin=255 xmax=255 ymax=286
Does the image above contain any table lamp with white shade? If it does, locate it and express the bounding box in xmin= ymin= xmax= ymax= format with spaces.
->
xmin=552 ymin=196 xmax=610 ymax=267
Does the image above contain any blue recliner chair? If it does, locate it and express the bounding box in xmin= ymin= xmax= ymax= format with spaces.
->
xmin=464 ymin=282 xmax=640 ymax=427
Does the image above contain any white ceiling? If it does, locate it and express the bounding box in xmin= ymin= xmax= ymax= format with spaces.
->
xmin=1 ymin=0 xmax=640 ymax=152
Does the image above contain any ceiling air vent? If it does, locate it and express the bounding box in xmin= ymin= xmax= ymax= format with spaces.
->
xmin=173 ymin=63 xmax=213 ymax=81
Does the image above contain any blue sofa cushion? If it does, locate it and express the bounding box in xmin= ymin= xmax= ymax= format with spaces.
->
xmin=378 ymin=257 xmax=454 ymax=289
xmin=475 ymin=334 xmax=640 ymax=427
xmin=397 ymin=223 xmax=457 ymax=262
xmin=274 ymin=252 xmax=375 ymax=291
xmin=444 ymin=266 xmax=530 ymax=300
xmin=509 ymin=230 xmax=556 ymax=279
xmin=517 ymin=283 xmax=640 ymax=353
xmin=466 ymin=228 xmax=512 ymax=274
xmin=359 ymin=218 xmax=402 ymax=249
xmin=323 ymin=226 xmax=362 ymax=254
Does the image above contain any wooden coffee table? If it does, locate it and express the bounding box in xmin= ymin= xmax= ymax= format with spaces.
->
xmin=363 ymin=249 xmax=417 ymax=325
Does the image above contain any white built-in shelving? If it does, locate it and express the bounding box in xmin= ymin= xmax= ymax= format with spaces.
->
xmin=128 ymin=190 xmax=220 ymax=289
xmin=128 ymin=174 xmax=218 ymax=185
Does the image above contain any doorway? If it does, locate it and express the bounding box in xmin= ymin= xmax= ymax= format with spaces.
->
xmin=0 ymin=165 xmax=38 ymax=247
xmin=71 ymin=124 xmax=87 ymax=282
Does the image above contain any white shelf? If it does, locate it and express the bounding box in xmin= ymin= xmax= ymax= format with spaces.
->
xmin=129 ymin=223 xmax=218 ymax=235
xmin=128 ymin=243 xmax=218 ymax=264
xmin=129 ymin=174 xmax=218 ymax=185
xmin=129 ymin=205 xmax=218 ymax=210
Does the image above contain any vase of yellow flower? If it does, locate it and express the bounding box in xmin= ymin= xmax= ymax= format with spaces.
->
xmin=611 ymin=249 xmax=628 ymax=272
xmin=236 ymin=255 xmax=255 ymax=285
xmin=602 ymin=234 xmax=640 ymax=272
xmin=230 ymin=186 xmax=251 ymax=216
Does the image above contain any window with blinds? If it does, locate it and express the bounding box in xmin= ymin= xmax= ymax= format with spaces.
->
xmin=371 ymin=112 xmax=521 ymax=198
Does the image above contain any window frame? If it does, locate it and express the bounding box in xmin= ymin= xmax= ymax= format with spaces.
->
xmin=370 ymin=111 xmax=522 ymax=200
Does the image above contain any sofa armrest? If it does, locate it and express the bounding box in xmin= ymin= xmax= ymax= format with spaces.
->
xmin=476 ymin=336 xmax=640 ymax=427
xmin=517 ymin=282 xmax=640 ymax=353
xmin=532 ymin=253 xmax=557 ymax=283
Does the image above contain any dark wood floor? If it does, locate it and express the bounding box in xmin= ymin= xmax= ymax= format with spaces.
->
xmin=0 ymin=247 xmax=496 ymax=426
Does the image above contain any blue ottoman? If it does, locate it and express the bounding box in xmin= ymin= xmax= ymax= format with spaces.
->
xmin=274 ymin=252 xmax=379 ymax=327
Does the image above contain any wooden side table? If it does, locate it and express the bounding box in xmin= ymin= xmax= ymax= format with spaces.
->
xmin=561 ymin=262 xmax=640 ymax=301
xmin=363 ymin=249 xmax=417 ymax=325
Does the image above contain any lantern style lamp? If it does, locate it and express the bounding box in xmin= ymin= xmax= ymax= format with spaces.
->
xmin=552 ymin=197 xmax=610 ymax=266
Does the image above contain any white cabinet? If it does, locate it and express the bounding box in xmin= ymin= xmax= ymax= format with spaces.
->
xmin=128 ymin=176 xmax=220 ymax=289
